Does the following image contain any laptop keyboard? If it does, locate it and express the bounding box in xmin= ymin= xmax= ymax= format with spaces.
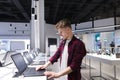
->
xmin=25 ymin=67 xmax=36 ymax=73
xmin=23 ymin=67 xmax=45 ymax=77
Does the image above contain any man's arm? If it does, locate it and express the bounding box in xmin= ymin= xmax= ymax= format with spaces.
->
xmin=44 ymin=66 xmax=72 ymax=79
xmin=58 ymin=66 xmax=72 ymax=76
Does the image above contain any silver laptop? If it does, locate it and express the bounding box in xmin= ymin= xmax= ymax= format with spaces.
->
xmin=1 ymin=51 xmax=15 ymax=67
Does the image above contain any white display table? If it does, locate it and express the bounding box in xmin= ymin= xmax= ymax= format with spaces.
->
xmin=85 ymin=54 xmax=120 ymax=80
xmin=0 ymin=64 xmax=47 ymax=80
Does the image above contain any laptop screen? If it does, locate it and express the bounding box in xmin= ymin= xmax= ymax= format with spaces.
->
xmin=0 ymin=51 xmax=15 ymax=66
xmin=11 ymin=53 xmax=27 ymax=74
xmin=23 ymin=51 xmax=33 ymax=64
xmin=3 ymin=51 xmax=16 ymax=66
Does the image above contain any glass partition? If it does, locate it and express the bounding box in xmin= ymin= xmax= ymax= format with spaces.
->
xmin=78 ymin=31 xmax=115 ymax=55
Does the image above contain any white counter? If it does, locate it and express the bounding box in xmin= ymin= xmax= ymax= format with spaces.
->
xmin=85 ymin=54 xmax=120 ymax=80
xmin=86 ymin=54 xmax=120 ymax=65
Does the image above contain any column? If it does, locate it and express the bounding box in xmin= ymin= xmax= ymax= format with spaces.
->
xmin=30 ymin=0 xmax=45 ymax=52
xmin=39 ymin=0 xmax=45 ymax=52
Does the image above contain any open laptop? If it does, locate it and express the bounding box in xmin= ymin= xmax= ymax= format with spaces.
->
xmin=11 ymin=53 xmax=45 ymax=77
xmin=0 ymin=51 xmax=14 ymax=67
xmin=23 ymin=51 xmax=45 ymax=65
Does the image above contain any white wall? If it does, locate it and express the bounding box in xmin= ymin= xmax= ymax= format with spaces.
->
xmin=45 ymin=23 xmax=59 ymax=54
xmin=76 ymin=21 xmax=92 ymax=29
xmin=94 ymin=17 xmax=120 ymax=28
xmin=0 ymin=22 xmax=30 ymax=37
xmin=0 ymin=22 xmax=60 ymax=53
xmin=0 ymin=22 xmax=30 ymax=52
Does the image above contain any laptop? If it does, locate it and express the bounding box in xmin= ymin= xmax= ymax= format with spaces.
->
xmin=11 ymin=53 xmax=45 ymax=77
xmin=23 ymin=51 xmax=45 ymax=65
xmin=0 ymin=51 xmax=15 ymax=67
xmin=22 ymin=51 xmax=33 ymax=65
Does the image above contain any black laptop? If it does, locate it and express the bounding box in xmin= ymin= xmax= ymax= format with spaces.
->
xmin=11 ymin=53 xmax=45 ymax=77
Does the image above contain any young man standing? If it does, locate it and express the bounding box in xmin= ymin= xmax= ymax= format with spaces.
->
xmin=36 ymin=19 xmax=86 ymax=80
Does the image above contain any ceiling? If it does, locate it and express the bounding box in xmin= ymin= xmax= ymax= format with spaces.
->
xmin=0 ymin=0 xmax=120 ymax=24
xmin=0 ymin=0 xmax=31 ymax=22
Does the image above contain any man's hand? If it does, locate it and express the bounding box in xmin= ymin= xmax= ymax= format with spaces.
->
xmin=44 ymin=66 xmax=72 ymax=79
xmin=36 ymin=61 xmax=51 ymax=71
xmin=36 ymin=65 xmax=47 ymax=71
xmin=44 ymin=71 xmax=60 ymax=79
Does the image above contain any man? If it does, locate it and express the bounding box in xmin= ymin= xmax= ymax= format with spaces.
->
xmin=36 ymin=19 xmax=86 ymax=80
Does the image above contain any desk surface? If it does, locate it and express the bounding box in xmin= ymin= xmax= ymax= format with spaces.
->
xmin=0 ymin=53 xmax=48 ymax=80
xmin=0 ymin=64 xmax=47 ymax=80
xmin=86 ymin=54 xmax=120 ymax=65
xmin=1 ymin=73 xmax=47 ymax=80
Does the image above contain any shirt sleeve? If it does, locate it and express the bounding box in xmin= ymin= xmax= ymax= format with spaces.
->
xmin=69 ymin=41 xmax=86 ymax=71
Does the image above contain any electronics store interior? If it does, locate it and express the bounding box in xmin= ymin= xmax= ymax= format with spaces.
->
xmin=0 ymin=0 xmax=120 ymax=80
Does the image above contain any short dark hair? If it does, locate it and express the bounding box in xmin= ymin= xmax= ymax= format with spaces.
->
xmin=55 ymin=18 xmax=71 ymax=29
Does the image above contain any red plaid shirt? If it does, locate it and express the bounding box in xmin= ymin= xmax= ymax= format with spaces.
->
xmin=49 ymin=35 xmax=86 ymax=80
